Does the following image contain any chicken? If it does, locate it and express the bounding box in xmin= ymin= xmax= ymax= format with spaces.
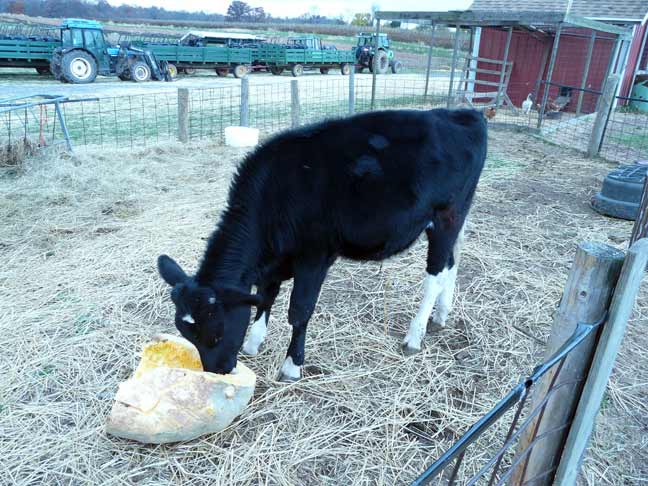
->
xmin=484 ymin=106 xmax=497 ymax=120
xmin=522 ymin=93 xmax=533 ymax=114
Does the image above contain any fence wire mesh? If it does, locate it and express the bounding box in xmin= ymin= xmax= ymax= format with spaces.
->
xmin=411 ymin=314 xmax=607 ymax=486
xmin=601 ymin=96 xmax=648 ymax=163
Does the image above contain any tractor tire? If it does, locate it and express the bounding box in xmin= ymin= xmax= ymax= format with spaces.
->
xmin=233 ymin=64 xmax=248 ymax=79
xmin=355 ymin=66 xmax=365 ymax=73
xmin=291 ymin=64 xmax=304 ymax=77
xmin=319 ymin=67 xmax=329 ymax=75
xmin=340 ymin=63 xmax=351 ymax=75
xmin=60 ymin=50 xmax=97 ymax=84
xmin=270 ymin=66 xmax=283 ymax=76
xmin=374 ymin=50 xmax=389 ymax=75
xmin=130 ymin=61 xmax=151 ymax=82
xmin=167 ymin=63 xmax=178 ymax=79
xmin=216 ymin=68 xmax=229 ymax=77
xmin=390 ymin=60 xmax=403 ymax=74
xmin=36 ymin=66 xmax=50 ymax=75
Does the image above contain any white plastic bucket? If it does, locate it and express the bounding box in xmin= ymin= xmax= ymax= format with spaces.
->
xmin=225 ymin=126 xmax=259 ymax=147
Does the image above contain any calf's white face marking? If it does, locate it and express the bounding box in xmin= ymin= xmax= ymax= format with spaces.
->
xmin=242 ymin=312 xmax=268 ymax=356
xmin=182 ymin=314 xmax=195 ymax=324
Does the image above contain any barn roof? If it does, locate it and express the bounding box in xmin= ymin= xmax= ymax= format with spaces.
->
xmin=469 ymin=0 xmax=648 ymax=23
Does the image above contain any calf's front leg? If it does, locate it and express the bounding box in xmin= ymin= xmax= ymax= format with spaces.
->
xmin=278 ymin=255 xmax=330 ymax=382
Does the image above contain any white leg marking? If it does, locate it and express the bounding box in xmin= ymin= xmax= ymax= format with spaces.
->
xmin=182 ymin=314 xmax=195 ymax=324
xmin=432 ymin=264 xmax=458 ymax=327
xmin=280 ymin=356 xmax=301 ymax=381
xmin=432 ymin=223 xmax=466 ymax=327
xmin=241 ymin=313 xmax=267 ymax=356
xmin=403 ymin=269 xmax=449 ymax=352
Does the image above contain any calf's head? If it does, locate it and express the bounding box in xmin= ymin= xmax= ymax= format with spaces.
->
xmin=157 ymin=255 xmax=261 ymax=374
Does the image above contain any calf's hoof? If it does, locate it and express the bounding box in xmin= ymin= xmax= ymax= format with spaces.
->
xmin=401 ymin=342 xmax=422 ymax=356
xmin=277 ymin=372 xmax=300 ymax=383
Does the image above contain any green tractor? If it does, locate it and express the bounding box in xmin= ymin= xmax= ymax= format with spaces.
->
xmin=50 ymin=19 xmax=171 ymax=84
xmin=353 ymin=33 xmax=402 ymax=74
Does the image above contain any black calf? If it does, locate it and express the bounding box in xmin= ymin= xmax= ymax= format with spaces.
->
xmin=158 ymin=107 xmax=487 ymax=378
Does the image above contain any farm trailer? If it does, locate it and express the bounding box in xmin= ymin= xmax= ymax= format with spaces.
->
xmin=254 ymin=42 xmax=355 ymax=77
xmin=138 ymin=44 xmax=255 ymax=79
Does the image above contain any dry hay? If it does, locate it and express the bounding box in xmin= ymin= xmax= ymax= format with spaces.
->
xmin=0 ymin=130 xmax=646 ymax=485
xmin=0 ymin=139 xmax=37 ymax=168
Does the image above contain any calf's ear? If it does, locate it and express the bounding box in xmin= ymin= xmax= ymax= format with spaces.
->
xmin=216 ymin=286 xmax=263 ymax=308
xmin=157 ymin=255 xmax=188 ymax=286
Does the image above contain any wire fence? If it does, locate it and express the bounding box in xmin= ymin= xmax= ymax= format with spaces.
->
xmin=1 ymin=71 xmax=646 ymax=164
xmin=601 ymin=96 xmax=648 ymax=163
xmin=411 ymin=314 xmax=606 ymax=486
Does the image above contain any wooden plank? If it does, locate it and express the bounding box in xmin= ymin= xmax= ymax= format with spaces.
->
xmin=509 ymin=242 xmax=625 ymax=486
xmin=630 ymin=177 xmax=648 ymax=244
xmin=464 ymin=54 xmax=513 ymax=65
xmin=291 ymin=79 xmax=300 ymax=128
xmin=538 ymin=23 xmax=563 ymax=129
xmin=496 ymin=27 xmax=513 ymax=108
xmin=424 ymin=24 xmax=437 ymax=100
xmin=587 ymin=75 xmax=620 ymax=157
xmin=177 ymin=88 xmax=189 ymax=143
xmin=576 ymin=31 xmax=596 ymax=115
xmin=370 ymin=19 xmax=381 ymax=110
xmin=447 ymin=26 xmax=461 ymax=108
xmin=458 ymin=78 xmax=507 ymax=87
xmin=564 ymin=14 xmax=631 ymax=37
xmin=240 ymin=77 xmax=249 ymax=127
xmin=554 ymin=239 xmax=648 ymax=486
xmin=348 ymin=67 xmax=355 ymax=115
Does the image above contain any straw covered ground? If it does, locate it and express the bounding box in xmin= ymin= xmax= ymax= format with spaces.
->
xmin=0 ymin=128 xmax=646 ymax=485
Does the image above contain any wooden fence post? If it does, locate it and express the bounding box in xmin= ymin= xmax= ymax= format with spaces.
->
xmin=554 ymin=239 xmax=648 ymax=485
xmin=348 ymin=67 xmax=355 ymax=115
xmin=630 ymin=176 xmax=648 ymax=244
xmin=291 ymin=79 xmax=300 ymax=128
xmin=587 ymin=75 xmax=620 ymax=157
xmin=510 ymin=242 xmax=625 ymax=486
xmin=240 ymin=77 xmax=250 ymax=127
xmin=177 ymin=88 xmax=189 ymax=143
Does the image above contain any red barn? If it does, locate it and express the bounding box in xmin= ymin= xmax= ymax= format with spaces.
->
xmin=469 ymin=0 xmax=648 ymax=111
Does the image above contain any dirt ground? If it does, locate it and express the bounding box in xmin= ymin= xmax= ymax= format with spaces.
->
xmin=0 ymin=128 xmax=646 ymax=485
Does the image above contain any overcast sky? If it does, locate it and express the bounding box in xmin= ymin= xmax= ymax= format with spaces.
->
xmin=108 ymin=0 xmax=473 ymax=19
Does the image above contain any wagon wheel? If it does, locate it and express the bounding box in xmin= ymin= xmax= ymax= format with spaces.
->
xmin=340 ymin=63 xmax=351 ymax=76
xmin=233 ymin=64 xmax=248 ymax=79
xmin=291 ymin=64 xmax=304 ymax=77
xmin=270 ymin=66 xmax=283 ymax=76
xmin=319 ymin=67 xmax=329 ymax=75
xmin=216 ymin=68 xmax=229 ymax=77
xmin=183 ymin=67 xmax=196 ymax=75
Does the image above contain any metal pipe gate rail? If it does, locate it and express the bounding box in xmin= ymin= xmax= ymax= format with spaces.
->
xmin=0 ymin=94 xmax=85 ymax=152
xmin=412 ymin=239 xmax=648 ymax=486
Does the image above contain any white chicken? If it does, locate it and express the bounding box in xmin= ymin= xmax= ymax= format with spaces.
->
xmin=522 ymin=93 xmax=533 ymax=114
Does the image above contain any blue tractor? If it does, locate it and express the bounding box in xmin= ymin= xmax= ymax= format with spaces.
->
xmin=50 ymin=19 xmax=171 ymax=84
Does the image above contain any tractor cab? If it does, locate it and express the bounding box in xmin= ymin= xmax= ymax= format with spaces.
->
xmin=59 ymin=19 xmax=111 ymax=74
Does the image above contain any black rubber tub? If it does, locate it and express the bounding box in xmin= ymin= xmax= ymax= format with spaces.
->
xmin=591 ymin=164 xmax=648 ymax=220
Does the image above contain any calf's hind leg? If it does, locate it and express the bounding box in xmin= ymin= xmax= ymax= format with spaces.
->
xmin=402 ymin=222 xmax=465 ymax=355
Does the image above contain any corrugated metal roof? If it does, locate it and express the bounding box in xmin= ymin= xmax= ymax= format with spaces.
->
xmin=469 ymin=0 xmax=648 ymax=22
